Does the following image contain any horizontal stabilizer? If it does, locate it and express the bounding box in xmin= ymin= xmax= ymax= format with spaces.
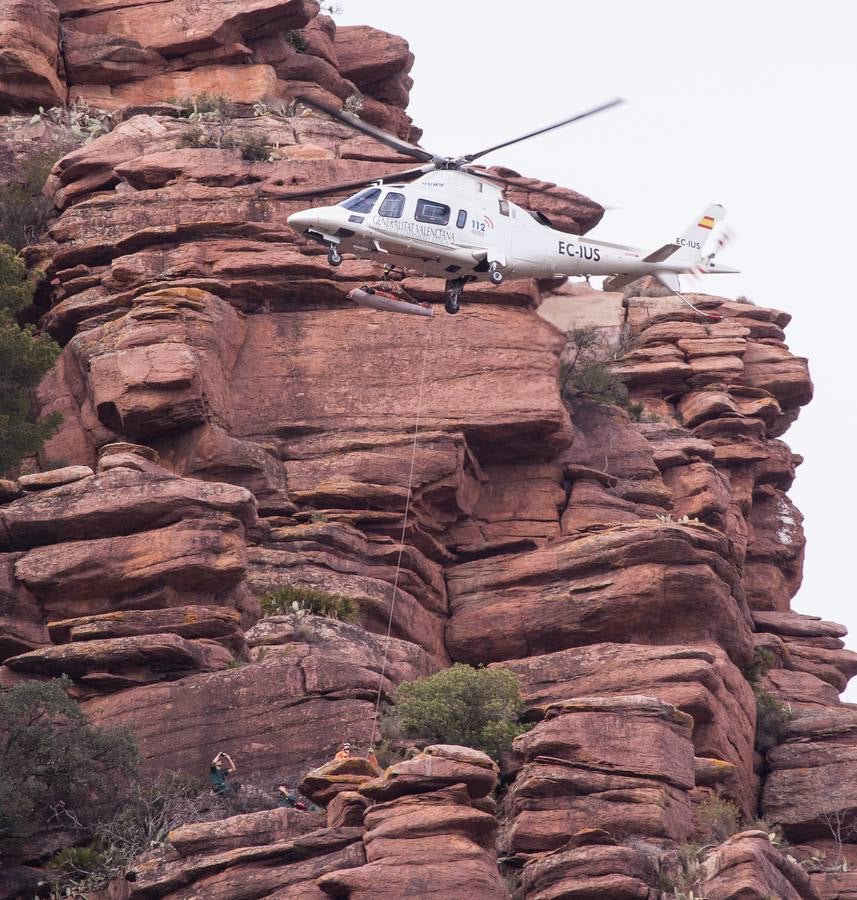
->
xmin=643 ymin=243 xmax=679 ymax=263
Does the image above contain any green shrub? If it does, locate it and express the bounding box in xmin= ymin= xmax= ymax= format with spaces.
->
xmin=239 ymin=133 xmax=273 ymax=162
xmin=0 ymin=677 xmax=139 ymax=841
xmin=741 ymin=647 xmax=777 ymax=685
xmin=388 ymin=664 xmax=529 ymax=761
xmin=0 ymin=244 xmax=63 ymax=474
xmin=0 ymin=153 xmax=56 ymax=250
xmin=171 ymin=92 xmax=234 ymax=119
xmin=286 ymin=29 xmax=308 ymax=51
xmin=693 ymin=793 xmax=741 ymax=842
xmin=47 ymin=772 xmax=208 ymax=893
xmin=755 ymin=691 xmax=794 ymax=751
xmin=260 ymin=584 xmax=360 ymax=621
xmin=559 ymin=325 xmax=640 ymax=417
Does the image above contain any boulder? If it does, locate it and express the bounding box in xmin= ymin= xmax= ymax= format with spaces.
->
xmin=299 ymin=757 xmax=383 ymax=806
xmin=519 ymin=844 xmax=659 ymax=900
xmin=18 ymin=465 xmax=94 ymax=491
xmin=359 ymin=745 xmax=498 ymax=802
xmin=697 ymin=830 xmax=818 ymax=899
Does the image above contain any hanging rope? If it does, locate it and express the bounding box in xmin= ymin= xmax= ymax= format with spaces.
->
xmin=368 ymin=314 xmax=433 ymax=751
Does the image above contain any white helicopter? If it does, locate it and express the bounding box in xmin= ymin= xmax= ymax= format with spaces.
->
xmin=286 ymin=96 xmax=738 ymax=315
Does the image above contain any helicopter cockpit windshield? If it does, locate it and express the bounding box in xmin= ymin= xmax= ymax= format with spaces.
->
xmin=340 ymin=187 xmax=381 ymax=214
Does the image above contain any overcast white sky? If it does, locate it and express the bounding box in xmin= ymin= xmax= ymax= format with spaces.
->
xmin=337 ymin=2 xmax=857 ymax=697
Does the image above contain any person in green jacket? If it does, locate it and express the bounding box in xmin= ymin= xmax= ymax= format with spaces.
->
xmin=209 ymin=752 xmax=239 ymax=796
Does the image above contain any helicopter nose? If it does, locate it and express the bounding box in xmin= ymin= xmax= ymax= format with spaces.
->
xmin=287 ymin=209 xmax=316 ymax=230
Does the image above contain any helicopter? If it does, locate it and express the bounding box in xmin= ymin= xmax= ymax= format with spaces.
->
xmin=285 ymin=96 xmax=739 ymax=314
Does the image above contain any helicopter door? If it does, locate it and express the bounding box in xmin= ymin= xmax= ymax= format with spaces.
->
xmin=488 ymin=197 xmax=512 ymax=267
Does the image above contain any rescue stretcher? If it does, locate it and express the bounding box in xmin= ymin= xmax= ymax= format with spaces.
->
xmin=347 ymin=286 xmax=434 ymax=318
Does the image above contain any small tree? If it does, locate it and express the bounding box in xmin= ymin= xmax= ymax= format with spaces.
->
xmin=559 ymin=325 xmax=642 ymax=419
xmin=389 ymin=664 xmax=529 ymax=761
xmin=0 ymin=677 xmax=139 ymax=841
xmin=0 ymin=243 xmax=62 ymax=474
xmin=0 ymin=153 xmax=57 ymax=250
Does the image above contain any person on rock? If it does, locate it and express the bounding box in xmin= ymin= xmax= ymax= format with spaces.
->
xmin=209 ymin=751 xmax=239 ymax=796
xmin=365 ymin=746 xmax=379 ymax=767
xmin=276 ymin=782 xmax=306 ymax=810
xmin=334 ymin=742 xmax=352 ymax=761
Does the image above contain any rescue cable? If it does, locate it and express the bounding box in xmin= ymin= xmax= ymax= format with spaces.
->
xmin=368 ymin=314 xmax=434 ymax=751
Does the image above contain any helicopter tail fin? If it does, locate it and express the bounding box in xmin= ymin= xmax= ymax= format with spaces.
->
xmin=668 ymin=204 xmax=727 ymax=264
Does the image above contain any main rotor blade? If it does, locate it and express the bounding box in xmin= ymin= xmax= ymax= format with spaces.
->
xmin=467 ymin=168 xmax=580 ymax=201
xmin=276 ymin=166 xmax=430 ymax=200
xmin=295 ymin=94 xmax=439 ymax=164
xmin=464 ymin=98 xmax=625 ymax=163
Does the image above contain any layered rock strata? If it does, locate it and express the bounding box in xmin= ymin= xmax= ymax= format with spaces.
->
xmin=0 ymin=3 xmax=853 ymax=898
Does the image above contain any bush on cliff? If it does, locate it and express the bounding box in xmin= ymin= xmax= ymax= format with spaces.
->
xmin=0 ymin=153 xmax=56 ymax=250
xmin=0 ymin=677 xmax=139 ymax=841
xmin=560 ymin=325 xmax=643 ymax=420
xmin=387 ymin=664 xmax=529 ymax=761
xmin=47 ymin=772 xmax=214 ymax=894
xmin=754 ymin=690 xmax=795 ymax=752
xmin=260 ymin=584 xmax=360 ymax=622
xmin=0 ymin=244 xmax=63 ymax=474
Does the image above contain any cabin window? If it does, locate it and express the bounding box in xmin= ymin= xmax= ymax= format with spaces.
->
xmin=498 ymin=199 xmax=510 ymax=216
xmin=379 ymin=191 xmax=405 ymax=218
xmin=341 ymin=187 xmax=381 ymax=214
xmin=456 ymin=209 xmax=467 ymax=229
xmin=415 ymin=199 xmax=450 ymax=226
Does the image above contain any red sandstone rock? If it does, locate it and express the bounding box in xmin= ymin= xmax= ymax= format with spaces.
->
xmin=503 ymin=696 xmax=695 ymax=854
xmin=0 ymin=555 xmax=49 ymax=660
xmin=62 ymin=27 xmax=167 ymax=85
xmin=359 ymin=745 xmax=498 ymax=802
xmin=519 ymin=844 xmax=658 ymax=899
xmin=0 ymin=0 xmax=65 ymax=111
xmin=333 ymin=26 xmax=413 ymax=90
xmin=299 ymin=757 xmax=383 ymax=806
xmin=318 ymin=782 xmax=509 ymax=899
xmin=167 ymin=807 xmax=325 ymax=857
xmin=128 ymin=826 xmax=365 ymax=899
xmin=47 ymin=605 xmax=244 ymax=648
xmin=13 ymin=516 xmax=248 ymax=617
xmin=0 ymin=464 xmax=255 ymax=550
xmin=446 ymin=522 xmax=753 ymax=665
xmin=326 ymin=790 xmax=369 ymax=828
xmin=82 ymin=621 xmax=432 ymax=789
xmin=5 ymin=632 xmax=233 ymax=689
xmin=62 ymin=0 xmax=315 ymax=58
xmin=697 ymin=830 xmax=818 ymax=899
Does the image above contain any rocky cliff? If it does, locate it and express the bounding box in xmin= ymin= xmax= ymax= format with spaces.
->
xmin=1 ymin=2 xmax=855 ymax=898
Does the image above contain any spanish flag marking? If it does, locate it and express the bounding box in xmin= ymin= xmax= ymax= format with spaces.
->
xmin=698 ymin=216 xmax=716 ymax=230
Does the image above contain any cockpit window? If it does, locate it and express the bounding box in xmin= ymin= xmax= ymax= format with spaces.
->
xmin=341 ymin=188 xmax=381 ymax=213
xmin=378 ymin=191 xmax=406 ymax=218
xmin=415 ymin=199 xmax=450 ymax=225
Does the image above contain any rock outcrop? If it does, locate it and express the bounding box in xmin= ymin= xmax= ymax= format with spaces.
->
xmin=0 ymin=2 xmax=851 ymax=898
